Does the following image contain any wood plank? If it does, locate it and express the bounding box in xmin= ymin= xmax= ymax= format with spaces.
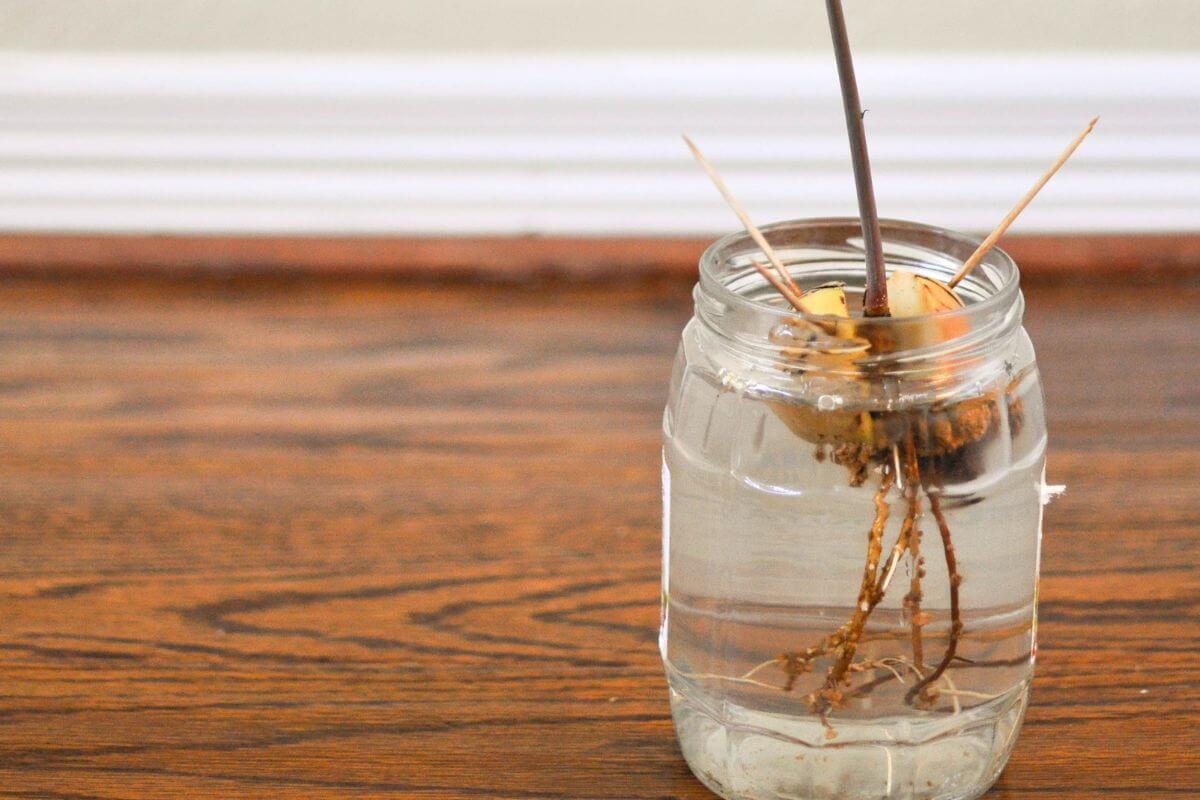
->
xmin=1 ymin=233 xmax=1198 ymax=279
xmin=0 ymin=274 xmax=1195 ymax=798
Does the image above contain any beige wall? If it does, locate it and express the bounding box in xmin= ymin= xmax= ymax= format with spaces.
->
xmin=1 ymin=0 xmax=1197 ymax=53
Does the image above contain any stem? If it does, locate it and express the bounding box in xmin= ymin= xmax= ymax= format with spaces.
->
xmin=825 ymin=0 xmax=888 ymax=317
xmin=811 ymin=467 xmax=893 ymax=714
xmin=906 ymin=487 xmax=963 ymax=706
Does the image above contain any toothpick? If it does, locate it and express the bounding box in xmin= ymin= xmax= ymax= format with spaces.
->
xmin=749 ymin=261 xmax=805 ymax=309
xmin=948 ymin=117 xmax=1099 ymax=289
xmin=683 ymin=135 xmax=802 ymax=296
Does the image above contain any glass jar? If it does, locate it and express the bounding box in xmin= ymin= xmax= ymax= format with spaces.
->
xmin=661 ymin=219 xmax=1047 ymax=800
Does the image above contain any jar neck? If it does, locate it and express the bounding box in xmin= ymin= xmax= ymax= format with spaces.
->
xmin=693 ymin=218 xmax=1025 ymax=383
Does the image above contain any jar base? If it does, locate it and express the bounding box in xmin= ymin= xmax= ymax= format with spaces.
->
xmin=668 ymin=679 xmax=1028 ymax=800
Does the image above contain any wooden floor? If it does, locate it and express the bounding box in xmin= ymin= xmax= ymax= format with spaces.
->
xmin=0 ymin=273 xmax=1196 ymax=798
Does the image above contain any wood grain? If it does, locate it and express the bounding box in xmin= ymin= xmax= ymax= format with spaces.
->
xmin=0 ymin=273 xmax=1196 ymax=798
xmin=2 ymin=233 xmax=1199 ymax=280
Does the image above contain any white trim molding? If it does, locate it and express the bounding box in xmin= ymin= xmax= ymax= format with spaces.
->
xmin=0 ymin=53 xmax=1197 ymax=235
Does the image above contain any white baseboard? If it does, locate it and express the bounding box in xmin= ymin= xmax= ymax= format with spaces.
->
xmin=0 ymin=53 xmax=1197 ymax=235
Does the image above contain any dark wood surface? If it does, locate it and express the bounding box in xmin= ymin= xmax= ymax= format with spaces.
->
xmin=0 ymin=272 xmax=1196 ymax=798
xmin=3 ymin=233 xmax=1200 ymax=280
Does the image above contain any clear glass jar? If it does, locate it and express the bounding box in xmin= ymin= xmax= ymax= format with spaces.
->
xmin=661 ymin=219 xmax=1047 ymax=800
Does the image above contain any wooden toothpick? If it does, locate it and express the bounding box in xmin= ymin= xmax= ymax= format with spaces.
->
xmin=948 ymin=117 xmax=1099 ymax=288
xmin=683 ymin=135 xmax=802 ymax=296
xmin=748 ymin=260 xmax=805 ymax=309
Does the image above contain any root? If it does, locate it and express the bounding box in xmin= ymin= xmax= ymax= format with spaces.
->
xmin=810 ymin=468 xmax=894 ymax=715
xmin=900 ymin=439 xmax=927 ymax=670
xmin=849 ymin=656 xmax=910 ymax=686
xmin=875 ymin=439 xmax=922 ymax=607
xmin=781 ymin=438 xmax=923 ymax=704
xmin=781 ymin=630 xmax=846 ymax=691
xmin=906 ymin=488 xmax=963 ymax=706
xmin=777 ymin=433 xmax=969 ymax=720
xmin=671 ymin=666 xmax=788 ymax=693
xmin=742 ymin=657 xmax=785 ymax=681
xmin=854 ymin=440 xmax=925 ymax=676
xmin=939 ymin=672 xmax=963 ymax=715
xmin=905 ymin=526 xmax=926 ymax=669
xmin=843 ymin=655 xmax=925 ymax=701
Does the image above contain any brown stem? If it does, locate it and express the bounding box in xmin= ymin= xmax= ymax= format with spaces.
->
xmin=906 ymin=488 xmax=963 ymax=705
xmin=824 ymin=0 xmax=888 ymax=317
xmin=811 ymin=467 xmax=893 ymax=714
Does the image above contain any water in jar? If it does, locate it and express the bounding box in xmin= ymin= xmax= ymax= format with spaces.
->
xmin=661 ymin=319 xmax=1047 ymax=800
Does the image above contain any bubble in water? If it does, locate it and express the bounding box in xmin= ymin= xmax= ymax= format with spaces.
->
xmin=817 ymin=394 xmax=840 ymax=411
xmin=769 ymin=323 xmax=797 ymax=342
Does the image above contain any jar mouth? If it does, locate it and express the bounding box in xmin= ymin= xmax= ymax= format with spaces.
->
xmin=699 ymin=217 xmax=1019 ymax=325
xmin=694 ymin=218 xmax=1024 ymax=377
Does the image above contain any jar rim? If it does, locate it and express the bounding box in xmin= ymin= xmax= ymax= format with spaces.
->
xmin=693 ymin=217 xmax=1026 ymax=378
xmin=697 ymin=217 xmax=1021 ymax=326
